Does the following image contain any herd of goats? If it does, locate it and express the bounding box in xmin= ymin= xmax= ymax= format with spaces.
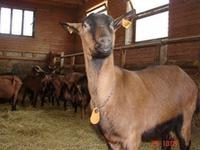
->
xmin=0 ymin=65 xmax=90 ymax=118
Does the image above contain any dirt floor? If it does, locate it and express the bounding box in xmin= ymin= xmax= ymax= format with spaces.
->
xmin=0 ymin=102 xmax=199 ymax=150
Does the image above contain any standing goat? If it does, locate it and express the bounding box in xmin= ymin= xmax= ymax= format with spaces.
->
xmin=63 ymin=10 xmax=198 ymax=150
xmin=0 ymin=75 xmax=22 ymax=110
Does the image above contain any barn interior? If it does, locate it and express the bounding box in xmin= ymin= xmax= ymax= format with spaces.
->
xmin=0 ymin=0 xmax=200 ymax=149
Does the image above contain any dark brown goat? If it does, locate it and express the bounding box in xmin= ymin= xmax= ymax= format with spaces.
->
xmin=0 ymin=75 xmax=22 ymax=110
xmin=40 ymin=75 xmax=55 ymax=106
xmin=62 ymin=75 xmax=90 ymax=118
xmin=50 ymin=72 xmax=84 ymax=110
xmin=22 ymin=74 xmax=47 ymax=107
xmin=64 ymin=11 xmax=198 ymax=150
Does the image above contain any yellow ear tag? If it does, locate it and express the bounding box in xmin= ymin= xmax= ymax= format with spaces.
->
xmin=122 ymin=19 xmax=132 ymax=29
xmin=90 ymin=107 xmax=100 ymax=125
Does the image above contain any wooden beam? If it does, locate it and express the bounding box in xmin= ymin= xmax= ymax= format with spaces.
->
xmin=21 ymin=0 xmax=83 ymax=6
xmin=52 ymin=0 xmax=83 ymax=5
xmin=114 ymin=35 xmax=200 ymax=51
xmin=1 ymin=0 xmax=83 ymax=9
xmin=137 ymin=4 xmax=169 ymax=20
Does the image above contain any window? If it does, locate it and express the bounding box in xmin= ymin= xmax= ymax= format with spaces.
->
xmin=131 ymin=0 xmax=169 ymax=42
xmin=86 ymin=4 xmax=107 ymax=16
xmin=0 ymin=7 xmax=34 ymax=36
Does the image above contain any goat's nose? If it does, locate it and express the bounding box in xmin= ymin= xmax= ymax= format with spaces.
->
xmin=97 ymin=36 xmax=112 ymax=47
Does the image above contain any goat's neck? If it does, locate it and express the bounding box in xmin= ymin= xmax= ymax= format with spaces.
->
xmin=83 ymin=48 xmax=115 ymax=107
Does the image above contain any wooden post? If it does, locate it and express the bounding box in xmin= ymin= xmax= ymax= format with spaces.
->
xmin=159 ymin=45 xmax=168 ymax=65
xmin=32 ymin=53 xmax=37 ymax=58
xmin=3 ymin=51 xmax=7 ymax=57
xmin=120 ymin=49 xmax=126 ymax=68
xmin=21 ymin=52 xmax=25 ymax=57
xmin=70 ymin=56 xmax=75 ymax=71
xmin=53 ymin=57 xmax=57 ymax=65
xmin=155 ymin=45 xmax=161 ymax=65
xmin=60 ymin=52 xmax=64 ymax=68
xmin=71 ymin=56 xmax=75 ymax=66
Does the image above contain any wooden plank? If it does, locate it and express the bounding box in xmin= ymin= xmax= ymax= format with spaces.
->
xmin=62 ymin=52 xmax=83 ymax=58
xmin=120 ymin=49 xmax=126 ymax=67
xmin=63 ymin=64 xmax=85 ymax=68
xmin=0 ymin=50 xmax=49 ymax=55
xmin=167 ymin=60 xmax=199 ymax=68
xmin=159 ymin=45 xmax=168 ymax=65
xmin=0 ymin=56 xmax=45 ymax=62
xmin=18 ymin=0 xmax=83 ymax=6
xmin=114 ymin=35 xmax=200 ymax=51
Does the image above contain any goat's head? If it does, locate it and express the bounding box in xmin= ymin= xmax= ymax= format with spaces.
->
xmin=61 ymin=10 xmax=136 ymax=59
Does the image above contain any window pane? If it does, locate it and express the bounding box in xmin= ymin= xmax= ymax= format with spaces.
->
xmin=23 ymin=10 xmax=34 ymax=36
xmin=131 ymin=0 xmax=169 ymax=13
xmin=0 ymin=8 xmax=11 ymax=34
xmin=12 ymin=9 xmax=23 ymax=35
xmin=135 ymin=11 xmax=169 ymax=42
xmin=87 ymin=5 xmax=107 ymax=16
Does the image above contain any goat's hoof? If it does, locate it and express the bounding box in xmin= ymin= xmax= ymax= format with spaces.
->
xmin=11 ymin=108 xmax=17 ymax=111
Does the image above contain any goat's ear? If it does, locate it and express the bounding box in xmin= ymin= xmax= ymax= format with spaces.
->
xmin=60 ymin=22 xmax=82 ymax=34
xmin=114 ymin=9 xmax=136 ymax=30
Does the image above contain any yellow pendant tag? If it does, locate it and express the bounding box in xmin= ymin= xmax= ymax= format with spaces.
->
xmin=90 ymin=107 xmax=100 ymax=125
xmin=122 ymin=19 xmax=132 ymax=29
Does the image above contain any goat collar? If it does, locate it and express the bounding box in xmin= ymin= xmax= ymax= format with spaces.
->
xmin=90 ymin=87 xmax=114 ymax=125
xmin=91 ymin=87 xmax=114 ymax=110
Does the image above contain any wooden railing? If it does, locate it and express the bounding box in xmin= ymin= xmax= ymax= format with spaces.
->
xmin=0 ymin=50 xmax=49 ymax=62
xmin=54 ymin=35 xmax=200 ymax=70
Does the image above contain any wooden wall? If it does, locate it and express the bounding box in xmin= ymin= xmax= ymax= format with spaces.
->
xmin=0 ymin=1 xmax=79 ymax=74
xmin=0 ymin=0 xmax=199 ymax=74
xmin=167 ymin=0 xmax=200 ymax=66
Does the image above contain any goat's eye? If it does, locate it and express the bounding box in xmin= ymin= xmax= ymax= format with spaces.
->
xmin=83 ymin=22 xmax=90 ymax=30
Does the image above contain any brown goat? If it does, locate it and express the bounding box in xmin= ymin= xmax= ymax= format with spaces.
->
xmin=22 ymin=73 xmax=47 ymax=107
xmin=68 ymin=75 xmax=90 ymax=118
xmin=64 ymin=11 xmax=198 ymax=150
xmin=50 ymin=72 xmax=84 ymax=110
xmin=0 ymin=75 xmax=22 ymax=110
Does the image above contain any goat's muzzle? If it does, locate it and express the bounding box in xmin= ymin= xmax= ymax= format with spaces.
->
xmin=93 ymin=36 xmax=112 ymax=58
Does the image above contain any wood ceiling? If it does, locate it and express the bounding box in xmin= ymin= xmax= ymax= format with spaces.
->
xmin=22 ymin=0 xmax=85 ymax=6
xmin=1 ymin=0 xmax=87 ymax=8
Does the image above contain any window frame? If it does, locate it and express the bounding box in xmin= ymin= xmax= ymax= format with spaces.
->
xmin=0 ymin=6 xmax=35 ymax=37
xmin=134 ymin=3 xmax=169 ymax=43
xmin=86 ymin=3 xmax=108 ymax=16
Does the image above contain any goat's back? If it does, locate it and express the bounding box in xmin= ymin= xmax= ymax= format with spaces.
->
xmin=112 ymin=65 xmax=197 ymax=132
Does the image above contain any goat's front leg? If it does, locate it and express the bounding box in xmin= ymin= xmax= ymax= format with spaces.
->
xmin=107 ymin=142 xmax=121 ymax=150
xmin=122 ymin=133 xmax=141 ymax=150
